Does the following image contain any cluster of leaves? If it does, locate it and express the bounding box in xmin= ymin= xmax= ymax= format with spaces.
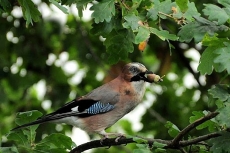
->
xmin=4 ymin=111 xmax=75 ymax=153
xmin=208 ymin=85 xmax=230 ymax=153
xmin=1 ymin=0 xmax=229 ymax=64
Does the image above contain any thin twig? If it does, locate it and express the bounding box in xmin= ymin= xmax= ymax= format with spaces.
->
xmin=179 ymin=132 xmax=221 ymax=147
xmin=158 ymin=12 xmax=176 ymax=20
xmin=122 ymin=1 xmax=130 ymax=10
xmin=135 ymin=135 xmax=171 ymax=145
xmin=117 ymin=0 xmax=130 ymax=10
xmin=170 ymin=112 xmax=219 ymax=147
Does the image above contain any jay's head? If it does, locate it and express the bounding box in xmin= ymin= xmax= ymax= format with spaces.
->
xmin=121 ymin=62 xmax=153 ymax=83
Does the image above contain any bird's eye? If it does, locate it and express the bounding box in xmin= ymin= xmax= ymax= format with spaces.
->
xmin=129 ymin=66 xmax=138 ymax=73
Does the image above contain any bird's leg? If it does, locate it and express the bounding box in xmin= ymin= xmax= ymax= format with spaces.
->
xmin=114 ymin=133 xmax=125 ymax=142
xmin=98 ymin=130 xmax=125 ymax=144
xmin=106 ymin=132 xmax=125 ymax=142
xmin=98 ymin=130 xmax=109 ymax=144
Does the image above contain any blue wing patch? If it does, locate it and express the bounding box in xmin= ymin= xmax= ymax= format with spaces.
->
xmin=86 ymin=101 xmax=115 ymax=114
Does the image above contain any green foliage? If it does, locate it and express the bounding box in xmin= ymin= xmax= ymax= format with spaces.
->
xmin=209 ymin=131 xmax=230 ymax=153
xmin=219 ymin=0 xmax=230 ymax=7
xmin=18 ymin=0 xmax=41 ymax=26
xmin=153 ymin=141 xmax=167 ymax=149
xmin=216 ymin=104 xmax=230 ymax=127
xmin=0 ymin=0 xmax=11 ymax=12
xmin=214 ymin=42 xmax=230 ymax=74
xmin=178 ymin=16 xmax=228 ymax=43
xmin=133 ymin=146 xmax=151 ymax=153
xmin=183 ymin=2 xmax=200 ymax=21
xmin=203 ymin=4 xmax=229 ymax=25
xmin=197 ymin=45 xmax=217 ymax=75
xmin=134 ymin=27 xmax=150 ymax=44
xmin=198 ymin=34 xmax=230 ymax=75
xmin=176 ymin=0 xmax=188 ymax=12
xmin=7 ymin=111 xmax=43 ymax=152
xmin=165 ymin=121 xmax=180 ymax=137
xmin=14 ymin=111 xmax=42 ymax=126
xmin=7 ymin=111 xmax=75 ymax=152
xmin=91 ymin=0 xmax=115 ymax=24
xmin=149 ymin=28 xmax=178 ymax=41
xmin=123 ymin=14 xmax=141 ymax=31
xmin=104 ymin=29 xmax=134 ymax=64
xmin=149 ymin=0 xmax=175 ymax=20
xmin=189 ymin=111 xmax=217 ymax=132
xmin=4 ymin=0 xmax=229 ymax=63
xmin=35 ymin=133 xmax=74 ymax=152
xmin=208 ymin=84 xmax=230 ymax=102
xmin=135 ymin=142 xmax=166 ymax=153
xmin=49 ymin=0 xmax=68 ymax=14
xmin=208 ymin=84 xmax=230 ymax=128
xmin=132 ymin=137 xmax=148 ymax=144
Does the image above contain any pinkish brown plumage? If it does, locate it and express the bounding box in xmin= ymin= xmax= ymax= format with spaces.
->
xmin=12 ymin=62 xmax=154 ymax=140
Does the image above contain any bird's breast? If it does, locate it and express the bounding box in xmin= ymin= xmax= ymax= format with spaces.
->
xmin=118 ymin=81 xmax=146 ymax=113
xmin=121 ymin=81 xmax=146 ymax=99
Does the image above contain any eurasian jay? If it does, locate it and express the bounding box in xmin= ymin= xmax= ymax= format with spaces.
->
xmin=12 ymin=62 xmax=162 ymax=140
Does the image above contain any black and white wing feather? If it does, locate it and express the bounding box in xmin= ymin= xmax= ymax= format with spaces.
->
xmin=12 ymin=99 xmax=115 ymax=130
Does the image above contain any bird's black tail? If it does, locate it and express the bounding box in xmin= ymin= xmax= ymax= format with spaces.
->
xmin=11 ymin=111 xmax=83 ymax=131
xmin=11 ymin=116 xmax=55 ymax=131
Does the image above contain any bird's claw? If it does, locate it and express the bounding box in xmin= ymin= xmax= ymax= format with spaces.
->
xmin=100 ymin=139 xmax=112 ymax=149
xmin=99 ymin=131 xmax=125 ymax=144
xmin=100 ymin=136 xmax=108 ymax=145
xmin=115 ymin=134 xmax=125 ymax=142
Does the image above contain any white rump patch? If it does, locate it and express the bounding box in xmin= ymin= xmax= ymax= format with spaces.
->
xmin=71 ymin=106 xmax=79 ymax=111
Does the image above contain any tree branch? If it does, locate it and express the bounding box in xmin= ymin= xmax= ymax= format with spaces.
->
xmin=179 ymin=132 xmax=221 ymax=147
xmin=70 ymin=131 xmax=221 ymax=153
xmin=70 ymin=112 xmax=220 ymax=153
xmin=69 ymin=137 xmax=135 ymax=153
xmin=170 ymin=111 xmax=219 ymax=147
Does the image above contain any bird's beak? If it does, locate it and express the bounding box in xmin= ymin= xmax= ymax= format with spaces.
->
xmin=143 ymin=70 xmax=153 ymax=83
xmin=137 ymin=70 xmax=153 ymax=82
xmin=145 ymin=70 xmax=153 ymax=74
xmin=130 ymin=70 xmax=154 ymax=82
